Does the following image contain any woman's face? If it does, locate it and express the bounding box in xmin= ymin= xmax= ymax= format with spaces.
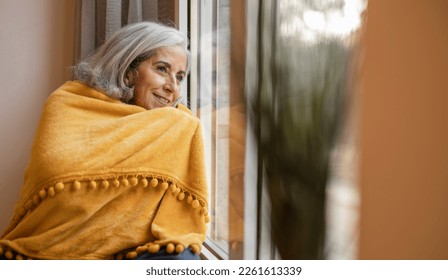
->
xmin=132 ymin=46 xmax=187 ymax=110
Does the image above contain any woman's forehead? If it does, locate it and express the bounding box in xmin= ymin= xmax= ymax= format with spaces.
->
xmin=149 ymin=46 xmax=187 ymax=70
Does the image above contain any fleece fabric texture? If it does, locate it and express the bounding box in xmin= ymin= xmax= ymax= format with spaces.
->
xmin=0 ymin=81 xmax=209 ymax=260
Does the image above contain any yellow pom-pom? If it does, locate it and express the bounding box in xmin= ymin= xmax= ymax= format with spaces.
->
xmin=200 ymin=207 xmax=208 ymax=215
xmin=89 ymin=180 xmax=97 ymax=190
xmin=73 ymin=181 xmax=81 ymax=191
xmin=126 ymin=251 xmax=138 ymax=259
xmin=161 ymin=181 xmax=169 ymax=190
xmin=187 ymin=195 xmax=194 ymax=204
xmin=175 ymin=244 xmax=184 ymax=254
xmin=48 ymin=187 xmax=56 ymax=197
xmin=130 ymin=177 xmax=139 ymax=187
xmin=5 ymin=250 xmax=13 ymax=260
xmin=150 ymin=178 xmax=158 ymax=188
xmin=190 ymin=244 xmax=201 ymax=254
xmin=33 ymin=195 xmax=40 ymax=206
xmin=55 ymin=182 xmax=65 ymax=193
xmin=101 ymin=180 xmax=109 ymax=189
xmin=177 ymin=192 xmax=185 ymax=201
xmin=115 ymin=253 xmax=123 ymax=260
xmin=38 ymin=189 xmax=47 ymax=200
xmin=16 ymin=254 xmax=24 ymax=260
xmin=205 ymin=215 xmax=211 ymax=223
xmin=113 ymin=179 xmax=120 ymax=188
xmin=160 ymin=182 xmax=168 ymax=191
xmin=166 ymin=243 xmax=175 ymax=254
xmin=173 ymin=188 xmax=181 ymax=196
xmin=136 ymin=246 xmax=148 ymax=254
xmin=25 ymin=200 xmax=34 ymax=210
xmin=121 ymin=178 xmax=129 ymax=187
xmin=141 ymin=178 xmax=148 ymax=188
xmin=148 ymin=244 xmax=160 ymax=254
xmin=191 ymin=200 xmax=200 ymax=208
xmin=170 ymin=184 xmax=179 ymax=194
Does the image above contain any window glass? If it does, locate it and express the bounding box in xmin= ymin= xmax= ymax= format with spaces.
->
xmin=185 ymin=0 xmax=232 ymax=258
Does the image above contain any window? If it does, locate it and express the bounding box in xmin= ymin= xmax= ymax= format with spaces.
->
xmin=178 ymin=0 xmax=235 ymax=259
xmin=177 ymin=0 xmax=365 ymax=260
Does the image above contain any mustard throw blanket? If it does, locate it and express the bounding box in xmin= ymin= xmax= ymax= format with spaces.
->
xmin=0 ymin=81 xmax=209 ymax=260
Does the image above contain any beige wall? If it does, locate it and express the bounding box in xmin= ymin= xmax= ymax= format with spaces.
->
xmin=0 ymin=0 xmax=75 ymax=232
xmin=359 ymin=1 xmax=448 ymax=258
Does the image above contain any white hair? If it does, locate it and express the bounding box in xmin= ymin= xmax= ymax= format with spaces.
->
xmin=71 ymin=22 xmax=190 ymax=102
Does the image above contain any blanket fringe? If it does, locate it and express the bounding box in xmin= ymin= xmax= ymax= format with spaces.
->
xmin=13 ymin=175 xmax=210 ymax=228
xmin=0 ymin=241 xmax=202 ymax=260
xmin=0 ymin=245 xmax=33 ymax=260
xmin=115 ymin=242 xmax=202 ymax=260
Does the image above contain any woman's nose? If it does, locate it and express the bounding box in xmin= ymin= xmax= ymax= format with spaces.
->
xmin=163 ymin=75 xmax=179 ymax=95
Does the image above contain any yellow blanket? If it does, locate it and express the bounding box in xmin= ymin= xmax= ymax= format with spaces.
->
xmin=0 ymin=81 xmax=209 ymax=260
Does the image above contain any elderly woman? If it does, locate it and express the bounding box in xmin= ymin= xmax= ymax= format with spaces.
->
xmin=0 ymin=22 xmax=209 ymax=260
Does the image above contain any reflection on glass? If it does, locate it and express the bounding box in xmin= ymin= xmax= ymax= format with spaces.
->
xmin=279 ymin=0 xmax=367 ymax=43
xmin=252 ymin=0 xmax=367 ymax=259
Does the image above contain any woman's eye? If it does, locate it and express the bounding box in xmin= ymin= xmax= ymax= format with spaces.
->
xmin=156 ymin=66 xmax=167 ymax=73
xmin=176 ymin=75 xmax=184 ymax=83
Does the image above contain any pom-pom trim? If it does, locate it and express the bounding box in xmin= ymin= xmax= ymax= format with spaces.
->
xmin=0 ymin=246 xmax=34 ymax=260
xmin=114 ymin=242 xmax=202 ymax=260
xmin=15 ymin=173 xmax=208 ymax=229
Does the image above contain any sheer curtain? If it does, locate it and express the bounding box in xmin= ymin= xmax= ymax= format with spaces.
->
xmin=74 ymin=0 xmax=175 ymax=61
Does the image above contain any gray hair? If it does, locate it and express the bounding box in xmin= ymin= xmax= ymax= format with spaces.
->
xmin=71 ymin=22 xmax=190 ymax=102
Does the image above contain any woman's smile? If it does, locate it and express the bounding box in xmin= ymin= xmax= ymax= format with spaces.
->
xmin=152 ymin=92 xmax=171 ymax=105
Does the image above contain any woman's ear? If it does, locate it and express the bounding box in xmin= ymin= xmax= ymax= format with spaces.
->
xmin=124 ymin=68 xmax=139 ymax=87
